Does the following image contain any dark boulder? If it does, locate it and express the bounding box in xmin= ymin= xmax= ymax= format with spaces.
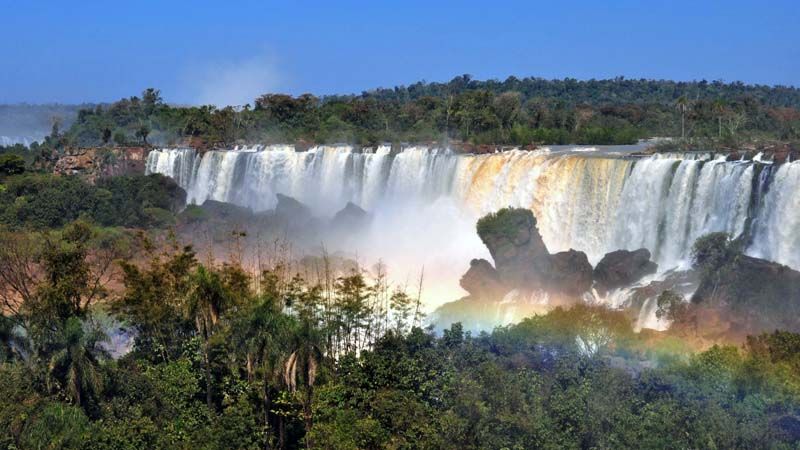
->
xmin=331 ymin=202 xmax=369 ymax=229
xmin=594 ymin=249 xmax=658 ymax=294
xmin=459 ymin=258 xmax=508 ymax=301
xmin=198 ymin=199 xmax=254 ymax=220
xmin=692 ymin=255 xmax=800 ymax=332
xmin=274 ymin=193 xmax=312 ymax=223
xmin=545 ymin=250 xmax=594 ymax=297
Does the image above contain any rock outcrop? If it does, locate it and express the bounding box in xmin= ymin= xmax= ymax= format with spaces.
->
xmin=477 ymin=208 xmax=549 ymax=287
xmin=593 ymin=249 xmax=658 ymax=294
xmin=197 ymin=200 xmax=254 ymax=221
xmin=459 ymin=259 xmax=508 ymax=301
xmin=53 ymin=147 xmax=151 ymax=182
xmin=475 ymin=208 xmax=591 ymax=296
xmin=274 ymin=193 xmax=313 ymax=224
xmin=437 ymin=205 xmax=800 ymax=337
xmin=545 ymin=250 xmax=594 ymax=297
xmin=692 ymin=255 xmax=800 ymax=332
xmin=331 ymin=202 xmax=369 ymax=230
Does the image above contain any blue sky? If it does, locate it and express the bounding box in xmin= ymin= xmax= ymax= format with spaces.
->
xmin=0 ymin=0 xmax=798 ymax=105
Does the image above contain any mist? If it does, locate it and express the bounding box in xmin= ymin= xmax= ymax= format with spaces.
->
xmin=181 ymin=54 xmax=283 ymax=107
xmin=0 ymin=104 xmax=83 ymax=146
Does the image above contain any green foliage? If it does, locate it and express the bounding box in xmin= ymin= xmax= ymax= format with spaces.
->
xmin=179 ymin=204 xmax=210 ymax=224
xmin=18 ymin=402 xmax=92 ymax=449
xmin=0 ymin=172 xmax=185 ymax=229
xmin=691 ymin=232 xmax=736 ymax=272
xmin=57 ymin=78 xmax=800 ymax=149
xmin=2 ymin=232 xmax=800 ymax=448
xmin=475 ymin=207 xmax=532 ymax=240
xmin=116 ymin=244 xmax=199 ymax=362
xmin=0 ymin=153 xmax=25 ymax=176
xmin=0 ymin=173 xmax=99 ymax=228
xmin=43 ymin=316 xmax=109 ymax=409
xmin=656 ymin=290 xmax=690 ymax=324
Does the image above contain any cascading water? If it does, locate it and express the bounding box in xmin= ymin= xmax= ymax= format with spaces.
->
xmin=146 ymin=145 xmax=800 ymax=317
xmin=0 ymin=135 xmax=44 ymax=147
xmin=748 ymin=162 xmax=800 ymax=269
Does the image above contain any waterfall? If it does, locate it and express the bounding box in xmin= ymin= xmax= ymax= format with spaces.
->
xmin=748 ymin=161 xmax=800 ymax=269
xmin=146 ymin=145 xmax=800 ymax=275
xmin=0 ymin=135 xmax=45 ymax=147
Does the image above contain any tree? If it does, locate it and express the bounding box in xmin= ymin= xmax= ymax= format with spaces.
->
xmin=0 ymin=230 xmax=40 ymax=324
xmin=675 ymin=95 xmax=691 ymax=139
xmin=187 ymin=265 xmax=235 ymax=408
xmin=233 ymin=297 xmax=294 ymax=447
xmin=116 ymin=243 xmax=198 ymax=363
xmin=284 ymin=318 xmax=324 ymax=446
xmin=142 ymin=88 xmax=163 ymax=115
xmin=50 ymin=116 xmax=62 ymax=140
xmin=492 ymin=91 xmax=522 ymax=131
xmin=712 ymin=98 xmax=728 ymax=138
xmin=655 ymin=290 xmax=691 ymax=326
xmin=113 ymin=130 xmax=127 ymax=146
xmin=0 ymin=154 xmax=25 ymax=176
xmin=691 ymin=232 xmax=735 ymax=274
xmin=33 ymin=222 xmax=118 ymax=321
xmin=136 ymin=124 xmax=151 ymax=145
xmin=334 ymin=272 xmax=372 ymax=354
xmin=101 ymin=127 xmax=112 ymax=145
xmin=389 ymin=290 xmax=412 ymax=334
xmin=45 ymin=317 xmax=108 ymax=409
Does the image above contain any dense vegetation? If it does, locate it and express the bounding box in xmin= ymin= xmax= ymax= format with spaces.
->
xmin=39 ymin=76 xmax=800 ymax=149
xmin=1 ymin=223 xmax=800 ymax=449
xmin=0 ymin=164 xmax=799 ymax=447
xmin=0 ymin=172 xmax=185 ymax=229
xmin=1 ymin=75 xmax=800 ymax=448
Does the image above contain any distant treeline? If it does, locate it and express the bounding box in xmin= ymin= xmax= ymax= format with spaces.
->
xmin=24 ymin=76 xmax=800 ymax=148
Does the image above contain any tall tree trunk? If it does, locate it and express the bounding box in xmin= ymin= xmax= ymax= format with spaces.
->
xmin=303 ymin=386 xmax=313 ymax=450
xmin=681 ymin=112 xmax=685 ymax=139
xmin=204 ymin=345 xmax=213 ymax=409
xmin=263 ymin=375 xmax=272 ymax=450
xmin=279 ymin=416 xmax=286 ymax=450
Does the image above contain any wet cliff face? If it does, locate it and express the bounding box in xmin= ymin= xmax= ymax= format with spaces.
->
xmin=53 ymin=147 xmax=151 ymax=182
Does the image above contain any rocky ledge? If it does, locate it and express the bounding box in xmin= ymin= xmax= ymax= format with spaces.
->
xmin=53 ymin=147 xmax=151 ymax=183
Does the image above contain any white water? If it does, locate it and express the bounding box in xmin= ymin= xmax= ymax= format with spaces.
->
xmin=748 ymin=163 xmax=800 ymax=269
xmin=146 ymin=145 xmax=799 ymax=316
xmin=0 ymin=135 xmax=44 ymax=147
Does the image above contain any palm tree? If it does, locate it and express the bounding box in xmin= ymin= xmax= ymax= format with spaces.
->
xmin=284 ymin=319 xmax=324 ymax=448
xmin=45 ymin=317 xmax=108 ymax=409
xmin=712 ymin=98 xmax=728 ymax=138
xmin=187 ymin=266 xmax=231 ymax=408
xmin=235 ymin=299 xmax=294 ymax=449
